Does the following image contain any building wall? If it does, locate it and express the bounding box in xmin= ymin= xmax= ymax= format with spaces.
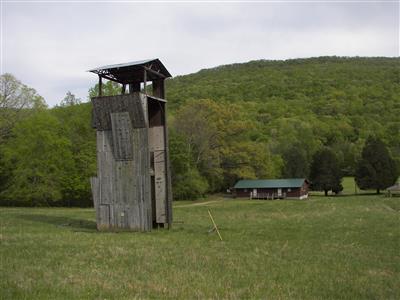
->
xmin=300 ymin=181 xmax=309 ymax=198
xmin=91 ymin=93 xmax=172 ymax=231
xmin=234 ymin=182 xmax=309 ymax=200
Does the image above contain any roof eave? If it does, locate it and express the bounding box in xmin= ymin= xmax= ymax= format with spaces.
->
xmin=87 ymin=58 xmax=172 ymax=79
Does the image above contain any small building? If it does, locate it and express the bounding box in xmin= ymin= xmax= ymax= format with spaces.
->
xmin=387 ymin=184 xmax=400 ymax=197
xmin=233 ymin=178 xmax=309 ymax=200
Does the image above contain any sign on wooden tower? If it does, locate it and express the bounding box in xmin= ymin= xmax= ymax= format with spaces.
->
xmin=89 ymin=59 xmax=173 ymax=231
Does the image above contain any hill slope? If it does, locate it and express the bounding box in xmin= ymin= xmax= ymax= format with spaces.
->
xmin=167 ymin=57 xmax=399 ymax=114
xmin=166 ymin=57 xmax=400 ymax=165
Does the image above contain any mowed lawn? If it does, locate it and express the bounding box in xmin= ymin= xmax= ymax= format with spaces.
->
xmin=1 ymin=195 xmax=399 ymax=299
xmin=309 ymin=177 xmax=379 ymax=197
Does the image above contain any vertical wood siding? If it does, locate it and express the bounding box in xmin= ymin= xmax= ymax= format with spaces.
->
xmin=91 ymin=93 xmax=172 ymax=231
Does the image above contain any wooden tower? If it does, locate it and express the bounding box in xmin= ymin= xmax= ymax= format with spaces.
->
xmin=89 ymin=59 xmax=172 ymax=231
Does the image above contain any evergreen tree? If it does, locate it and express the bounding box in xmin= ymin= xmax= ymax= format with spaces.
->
xmin=309 ymin=148 xmax=343 ymax=196
xmin=355 ymin=137 xmax=398 ymax=194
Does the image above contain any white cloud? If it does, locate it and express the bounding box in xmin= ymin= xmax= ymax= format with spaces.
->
xmin=2 ymin=2 xmax=398 ymax=106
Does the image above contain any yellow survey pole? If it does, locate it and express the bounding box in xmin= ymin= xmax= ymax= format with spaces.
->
xmin=208 ymin=209 xmax=223 ymax=241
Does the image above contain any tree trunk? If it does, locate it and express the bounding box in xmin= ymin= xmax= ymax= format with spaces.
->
xmin=324 ymin=190 xmax=328 ymax=196
xmin=377 ymin=188 xmax=380 ymax=194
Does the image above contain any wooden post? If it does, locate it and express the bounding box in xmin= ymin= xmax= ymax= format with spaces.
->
xmin=143 ymin=69 xmax=147 ymax=94
xmin=163 ymin=102 xmax=173 ymax=228
xmin=152 ymin=79 xmax=165 ymax=98
xmin=98 ymin=75 xmax=103 ymax=97
xmin=121 ymin=84 xmax=126 ymax=95
xmin=129 ymin=82 xmax=140 ymax=93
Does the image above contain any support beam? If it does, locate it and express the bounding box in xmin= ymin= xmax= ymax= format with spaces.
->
xmin=98 ymin=75 xmax=103 ymax=97
xmin=144 ymin=66 xmax=166 ymax=79
xmin=143 ymin=69 xmax=147 ymax=94
xmin=152 ymin=79 xmax=165 ymax=99
xmin=121 ymin=84 xmax=126 ymax=95
xmin=129 ymin=82 xmax=140 ymax=93
xmin=163 ymin=103 xmax=173 ymax=228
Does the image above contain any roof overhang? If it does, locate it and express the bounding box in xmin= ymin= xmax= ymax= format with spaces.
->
xmin=88 ymin=58 xmax=172 ymax=84
xmin=234 ymin=178 xmax=308 ymax=189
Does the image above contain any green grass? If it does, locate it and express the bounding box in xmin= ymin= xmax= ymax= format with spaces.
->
xmin=1 ymin=195 xmax=399 ymax=299
xmin=310 ymin=177 xmax=380 ymax=196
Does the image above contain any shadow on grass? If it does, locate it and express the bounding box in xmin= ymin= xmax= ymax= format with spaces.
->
xmin=335 ymin=193 xmax=382 ymax=198
xmin=17 ymin=213 xmax=97 ymax=232
xmin=310 ymin=192 xmax=383 ymax=198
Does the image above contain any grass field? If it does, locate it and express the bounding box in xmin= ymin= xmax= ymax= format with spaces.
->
xmin=309 ymin=177 xmax=378 ymax=196
xmin=1 ymin=195 xmax=399 ymax=299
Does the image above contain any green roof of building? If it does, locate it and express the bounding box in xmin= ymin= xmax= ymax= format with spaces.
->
xmin=234 ymin=178 xmax=307 ymax=189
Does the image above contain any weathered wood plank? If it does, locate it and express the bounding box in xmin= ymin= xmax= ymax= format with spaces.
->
xmin=148 ymin=125 xmax=167 ymax=224
xmin=98 ymin=131 xmax=114 ymax=206
xmin=90 ymin=176 xmax=100 ymax=225
xmin=154 ymin=150 xmax=166 ymax=223
xmin=140 ymin=93 xmax=148 ymax=124
xmin=98 ymin=75 xmax=103 ymax=97
xmin=111 ymin=112 xmax=134 ymax=160
xmin=132 ymin=127 xmax=151 ymax=230
xmin=148 ymin=126 xmax=165 ymax=152
xmin=163 ymin=103 xmax=173 ymax=227
xmin=98 ymin=204 xmax=110 ymax=230
xmin=91 ymin=91 xmax=173 ymax=232
xmin=92 ymin=93 xmax=146 ymax=130
xmin=152 ymin=79 xmax=165 ymax=98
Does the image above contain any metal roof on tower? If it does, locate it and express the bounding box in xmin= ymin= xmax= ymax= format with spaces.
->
xmin=88 ymin=58 xmax=172 ymax=84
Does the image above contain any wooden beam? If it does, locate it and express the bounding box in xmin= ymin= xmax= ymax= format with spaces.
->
xmin=98 ymin=75 xmax=103 ymax=97
xmin=152 ymin=79 xmax=165 ymax=99
xmin=129 ymin=82 xmax=140 ymax=93
xmin=99 ymin=74 xmax=118 ymax=84
xmin=143 ymin=69 xmax=147 ymax=94
xmin=163 ymin=103 xmax=173 ymax=228
xmin=144 ymin=66 xmax=166 ymax=79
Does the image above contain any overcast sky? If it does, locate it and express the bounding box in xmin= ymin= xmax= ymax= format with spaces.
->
xmin=1 ymin=1 xmax=399 ymax=106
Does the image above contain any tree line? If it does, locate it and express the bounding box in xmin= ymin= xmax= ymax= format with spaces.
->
xmin=0 ymin=57 xmax=399 ymax=205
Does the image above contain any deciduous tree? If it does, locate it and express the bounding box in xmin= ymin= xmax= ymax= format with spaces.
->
xmin=0 ymin=73 xmax=46 ymax=141
xmin=59 ymin=91 xmax=81 ymax=106
xmin=1 ymin=112 xmax=73 ymax=206
xmin=88 ymin=80 xmax=121 ymax=98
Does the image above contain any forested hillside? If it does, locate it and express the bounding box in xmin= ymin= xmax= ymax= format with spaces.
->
xmin=166 ymin=57 xmax=399 ymax=197
xmin=167 ymin=57 xmax=399 ymax=154
xmin=0 ymin=57 xmax=399 ymax=205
